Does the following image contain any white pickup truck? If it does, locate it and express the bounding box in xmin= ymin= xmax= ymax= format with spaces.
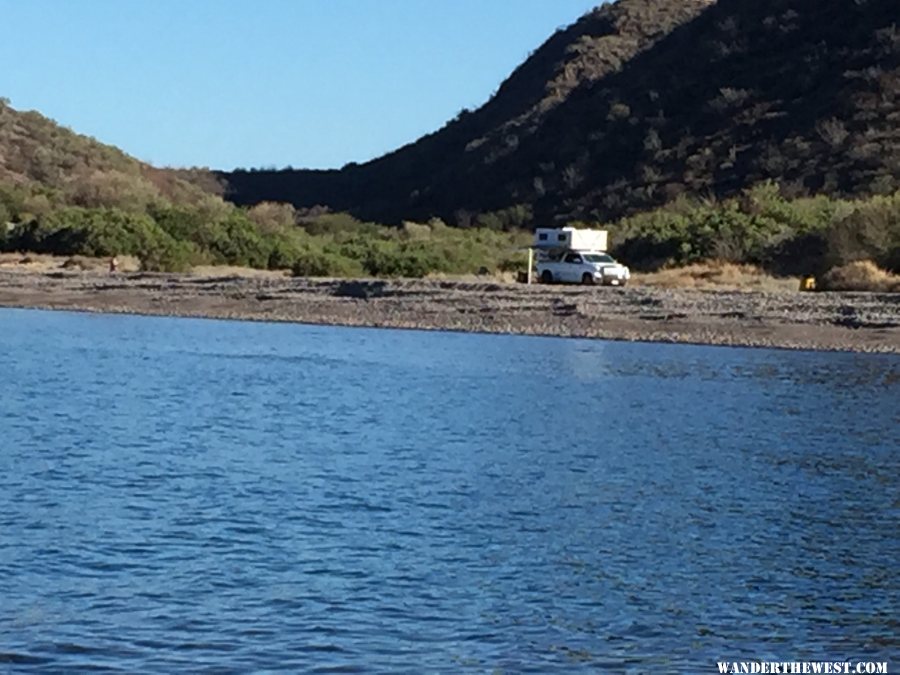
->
xmin=537 ymin=251 xmax=631 ymax=286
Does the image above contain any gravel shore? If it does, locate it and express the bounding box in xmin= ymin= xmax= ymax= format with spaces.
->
xmin=1 ymin=270 xmax=899 ymax=353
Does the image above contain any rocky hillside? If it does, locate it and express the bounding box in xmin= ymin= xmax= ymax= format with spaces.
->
xmin=0 ymin=98 xmax=223 ymax=219
xmin=0 ymin=100 xmax=299 ymax=273
xmin=222 ymin=0 xmax=900 ymax=225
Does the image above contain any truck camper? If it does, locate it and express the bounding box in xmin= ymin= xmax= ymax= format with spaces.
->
xmin=532 ymin=228 xmax=630 ymax=286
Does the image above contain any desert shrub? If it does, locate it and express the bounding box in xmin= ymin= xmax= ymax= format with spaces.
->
xmin=65 ymin=169 xmax=160 ymax=212
xmin=4 ymin=206 xmax=199 ymax=272
xmin=0 ymin=184 xmax=67 ymax=226
xmin=611 ymin=184 xmax=900 ymax=273
xmin=401 ymin=221 xmax=432 ymax=239
xmin=498 ymin=252 xmax=527 ymax=272
xmin=247 ymin=201 xmax=296 ymax=233
xmin=818 ymin=260 xmax=900 ymax=292
xmin=9 ymin=207 xmax=166 ymax=256
xmin=291 ymin=247 xmax=364 ymax=278
xmin=355 ymin=240 xmax=440 ymax=278
xmin=614 ymin=208 xmax=695 ymax=270
xmin=266 ymin=234 xmax=304 ymax=270
xmin=824 ymin=194 xmax=900 ymax=271
xmin=325 ymin=224 xmax=528 ymax=277
xmin=207 ymin=212 xmax=270 ymax=268
xmin=634 ymin=261 xmax=798 ymax=292
xmin=149 ymin=205 xmax=219 ymax=250
xmin=149 ymin=205 xmax=270 ymax=268
xmin=0 ymin=185 xmax=26 ymax=221
xmin=300 ymin=212 xmax=381 ymax=238
xmin=138 ymin=240 xmax=199 ymax=273
xmin=742 ymin=181 xmax=847 ymax=231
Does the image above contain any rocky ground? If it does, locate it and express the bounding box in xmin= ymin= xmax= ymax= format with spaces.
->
xmin=1 ymin=269 xmax=899 ymax=353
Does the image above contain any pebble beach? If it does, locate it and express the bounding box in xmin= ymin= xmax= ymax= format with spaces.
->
xmin=1 ymin=269 xmax=899 ymax=353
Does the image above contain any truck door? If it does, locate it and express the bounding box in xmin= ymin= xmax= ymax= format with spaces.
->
xmin=563 ymin=253 xmax=582 ymax=283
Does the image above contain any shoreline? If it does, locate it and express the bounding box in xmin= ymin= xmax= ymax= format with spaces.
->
xmin=1 ymin=270 xmax=899 ymax=353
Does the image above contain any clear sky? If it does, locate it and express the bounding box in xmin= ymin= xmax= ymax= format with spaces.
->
xmin=0 ymin=0 xmax=600 ymax=171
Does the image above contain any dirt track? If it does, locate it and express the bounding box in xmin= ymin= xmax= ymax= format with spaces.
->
xmin=1 ymin=270 xmax=899 ymax=353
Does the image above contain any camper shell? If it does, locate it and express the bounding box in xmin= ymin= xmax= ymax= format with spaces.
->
xmin=533 ymin=227 xmax=608 ymax=253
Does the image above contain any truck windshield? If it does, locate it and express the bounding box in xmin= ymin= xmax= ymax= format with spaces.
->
xmin=583 ymin=254 xmax=614 ymax=263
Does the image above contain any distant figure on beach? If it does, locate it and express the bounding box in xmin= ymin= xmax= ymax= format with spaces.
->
xmin=109 ymin=256 xmax=119 ymax=274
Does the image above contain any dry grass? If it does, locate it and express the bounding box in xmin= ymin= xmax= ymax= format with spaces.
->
xmin=0 ymin=253 xmax=499 ymax=281
xmin=425 ymin=270 xmax=519 ymax=284
xmin=188 ymin=265 xmax=290 ymax=279
xmin=819 ymin=260 xmax=900 ymax=292
xmin=0 ymin=254 xmax=289 ymax=277
xmin=0 ymin=252 xmax=140 ymax=273
xmin=633 ymin=261 xmax=799 ymax=292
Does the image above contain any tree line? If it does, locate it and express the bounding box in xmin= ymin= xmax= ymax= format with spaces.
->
xmin=1 ymin=180 xmax=897 ymax=279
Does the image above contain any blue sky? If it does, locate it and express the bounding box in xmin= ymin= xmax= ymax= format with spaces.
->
xmin=0 ymin=0 xmax=600 ymax=170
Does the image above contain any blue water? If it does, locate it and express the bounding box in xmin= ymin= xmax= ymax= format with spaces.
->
xmin=0 ymin=308 xmax=897 ymax=673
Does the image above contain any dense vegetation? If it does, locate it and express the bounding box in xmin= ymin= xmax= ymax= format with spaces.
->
xmin=222 ymin=0 xmax=899 ymax=227
xmin=3 ymin=163 xmax=897 ymax=278
xmin=612 ymin=183 xmax=900 ymax=275
xmin=0 ymin=181 xmax=531 ymax=276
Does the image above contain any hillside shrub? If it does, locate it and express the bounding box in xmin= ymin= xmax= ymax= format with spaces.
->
xmin=824 ymin=194 xmax=900 ymax=271
xmin=818 ymin=260 xmax=900 ymax=292
xmin=291 ymin=247 xmax=364 ymax=278
xmin=2 ymin=207 xmax=201 ymax=272
xmin=611 ymin=185 xmax=900 ymax=275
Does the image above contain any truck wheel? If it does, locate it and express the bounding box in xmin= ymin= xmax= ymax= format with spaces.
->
xmin=541 ymin=270 xmax=553 ymax=284
xmin=581 ymin=273 xmax=595 ymax=286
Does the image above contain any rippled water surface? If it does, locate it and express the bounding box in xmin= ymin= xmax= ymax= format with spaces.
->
xmin=1 ymin=308 xmax=898 ymax=672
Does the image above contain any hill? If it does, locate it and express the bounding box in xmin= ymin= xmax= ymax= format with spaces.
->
xmin=0 ymin=98 xmax=226 ymax=218
xmin=0 ymin=99 xmax=298 ymax=271
xmin=0 ymin=100 xmax=530 ymax=276
xmin=221 ymin=0 xmax=900 ymax=226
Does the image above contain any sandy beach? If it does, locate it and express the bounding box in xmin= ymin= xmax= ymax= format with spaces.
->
xmin=1 ymin=266 xmax=898 ymax=353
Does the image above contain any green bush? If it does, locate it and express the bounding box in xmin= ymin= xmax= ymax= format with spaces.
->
xmin=300 ymin=212 xmax=381 ymax=238
xmin=824 ymin=193 xmax=900 ymax=271
xmin=9 ymin=207 xmax=169 ymax=255
xmin=2 ymin=206 xmax=204 ymax=272
xmin=610 ymin=184 xmax=900 ymax=274
xmin=266 ymin=235 xmax=304 ymax=270
xmin=138 ymin=240 xmax=199 ymax=273
xmin=208 ymin=212 xmax=270 ymax=268
xmin=354 ymin=240 xmax=430 ymax=278
xmin=291 ymin=247 xmax=364 ymax=278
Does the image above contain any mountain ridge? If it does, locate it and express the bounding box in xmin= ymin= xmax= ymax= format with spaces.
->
xmin=221 ymin=0 xmax=899 ymax=226
xmin=221 ymin=0 xmax=716 ymax=222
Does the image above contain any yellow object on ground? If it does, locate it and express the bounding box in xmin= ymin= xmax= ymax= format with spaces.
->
xmin=800 ymin=275 xmax=816 ymax=292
